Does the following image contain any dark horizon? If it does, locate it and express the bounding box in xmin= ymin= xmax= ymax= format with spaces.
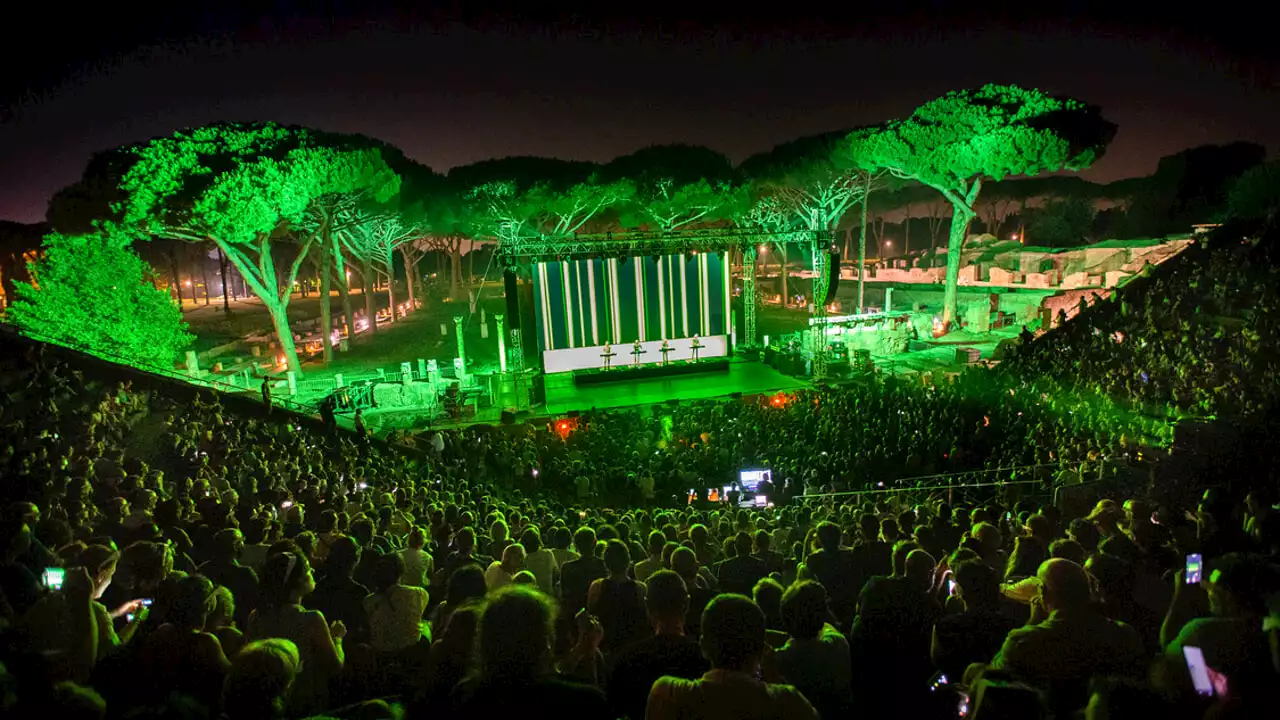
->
xmin=1 ymin=3 xmax=1276 ymax=224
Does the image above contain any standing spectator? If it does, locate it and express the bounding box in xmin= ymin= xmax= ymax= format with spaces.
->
xmin=307 ymin=537 xmax=368 ymax=645
xmin=802 ymin=522 xmax=862 ymax=625
xmin=198 ymin=528 xmax=259 ymax=630
xmin=588 ymin=540 xmax=649 ymax=654
xmin=561 ymin=527 xmax=606 ymax=616
xmin=448 ymin=586 xmax=611 ymax=720
xmin=772 ymin=581 xmax=852 ymax=720
xmin=608 ymin=571 xmax=707 ymax=720
xmin=634 ymin=531 xmax=666 ymax=584
xmin=716 ymin=532 xmax=768 ymax=596
xmin=647 ymin=594 xmax=817 ymax=720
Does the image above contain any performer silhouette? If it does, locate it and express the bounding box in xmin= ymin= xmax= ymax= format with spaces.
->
xmin=631 ymin=339 xmax=647 ymax=367
xmin=600 ymin=342 xmax=617 ymax=371
xmin=660 ymin=339 xmax=673 ymax=365
xmin=690 ymin=334 xmax=705 ymax=363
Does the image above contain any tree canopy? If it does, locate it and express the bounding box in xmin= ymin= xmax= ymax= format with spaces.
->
xmin=9 ymin=230 xmax=192 ymax=368
xmin=845 ymin=84 xmax=1115 ymax=325
xmin=604 ymin=145 xmax=747 ymax=232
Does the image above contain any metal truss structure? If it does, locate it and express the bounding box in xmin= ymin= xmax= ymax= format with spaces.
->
xmin=493 ymin=227 xmax=838 ymax=262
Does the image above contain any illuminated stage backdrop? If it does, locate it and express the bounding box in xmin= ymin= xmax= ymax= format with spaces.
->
xmin=531 ymin=252 xmax=731 ymax=371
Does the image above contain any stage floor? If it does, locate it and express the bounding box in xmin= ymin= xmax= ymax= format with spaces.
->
xmin=543 ymin=359 xmax=808 ymax=414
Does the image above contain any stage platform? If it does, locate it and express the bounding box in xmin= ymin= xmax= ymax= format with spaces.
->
xmin=543 ymin=359 xmax=807 ymax=414
xmin=573 ymin=358 xmax=730 ymax=386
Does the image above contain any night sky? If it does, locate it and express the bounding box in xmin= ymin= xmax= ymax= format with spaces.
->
xmin=1 ymin=3 xmax=1276 ymax=224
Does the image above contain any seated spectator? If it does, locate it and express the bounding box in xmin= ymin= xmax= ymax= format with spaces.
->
xmin=246 ymin=552 xmax=345 ymax=716
xmin=484 ymin=543 xmax=526 ymax=590
xmin=398 ymin=526 xmax=433 ymax=588
xmin=991 ymin=558 xmax=1146 ymax=715
xmin=772 ymin=581 xmax=852 ymax=719
xmin=134 ymin=573 xmax=230 ymax=710
xmin=635 ymin=530 xmax=666 ymax=583
xmin=752 ymin=577 xmax=784 ymax=632
xmin=647 ymin=594 xmax=818 ymax=720
xmin=932 ymin=560 xmax=1017 ymax=682
xmin=363 ymin=552 xmax=429 ymax=654
xmin=1163 ymin=552 xmax=1278 ymax=694
xmin=198 ymin=528 xmax=258 ymax=629
xmin=671 ymin=546 xmax=715 ymax=638
xmin=448 ymin=585 xmax=611 ymax=720
xmin=432 ymin=564 xmax=487 ymax=634
xmin=419 ymin=604 xmax=480 ymax=709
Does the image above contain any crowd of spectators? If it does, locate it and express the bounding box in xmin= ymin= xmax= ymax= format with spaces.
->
xmin=2 ymin=232 xmax=1280 ymax=720
xmin=1005 ymin=240 xmax=1280 ymax=420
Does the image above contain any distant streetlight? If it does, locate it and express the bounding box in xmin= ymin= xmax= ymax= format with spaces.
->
xmin=184 ymin=280 xmax=192 ymax=287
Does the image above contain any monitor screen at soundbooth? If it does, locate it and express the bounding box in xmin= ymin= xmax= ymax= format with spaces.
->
xmin=739 ymin=469 xmax=770 ymax=493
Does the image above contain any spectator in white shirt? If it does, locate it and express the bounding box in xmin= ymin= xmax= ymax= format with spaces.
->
xmin=520 ymin=528 xmax=559 ymax=595
xmin=484 ymin=543 xmax=526 ymax=590
xmin=399 ymin=527 xmax=433 ymax=588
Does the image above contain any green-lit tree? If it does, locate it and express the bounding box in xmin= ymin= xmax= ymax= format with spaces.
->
xmin=845 ymin=84 xmax=1115 ymax=326
xmin=106 ymin=123 xmax=399 ymax=374
xmin=740 ymin=131 xmax=877 ymax=307
xmin=604 ymin=145 xmax=748 ymax=232
xmin=9 ymin=230 xmax=192 ymax=367
xmin=1228 ymin=160 xmax=1280 ymax=228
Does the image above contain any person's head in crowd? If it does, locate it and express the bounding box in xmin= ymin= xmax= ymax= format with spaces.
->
xmin=259 ymin=552 xmax=315 ymax=607
xmin=207 ymin=585 xmax=236 ymax=631
xmin=1068 ymin=518 xmax=1101 ymax=553
xmin=753 ymin=577 xmax=784 ymax=630
xmin=477 ymin=585 xmax=557 ymax=681
xmin=222 ymin=638 xmax=301 ymax=720
xmin=1086 ymin=500 xmax=1122 ymax=535
xmin=1005 ymin=536 xmax=1047 ymax=582
xmin=326 ymin=536 xmax=361 ymax=579
xmin=117 ymin=541 xmax=173 ymax=596
xmin=501 ymin=543 xmax=527 ymax=574
xmin=512 ymin=570 xmax=537 ymax=585
xmin=1037 ymin=559 xmax=1094 ymax=614
xmin=903 ymin=549 xmax=936 ymax=590
xmin=455 ymin=527 xmax=476 ymax=555
xmin=1048 ymin=538 xmax=1087 ymax=565
xmin=520 ymin=528 xmax=541 ymax=554
xmin=780 ymin=580 xmax=828 ymax=640
xmin=168 ymin=574 xmax=217 ymax=631
xmin=732 ymin=531 xmax=752 ymax=559
xmin=643 ymin=530 xmax=664 ymax=559
xmin=670 ymin=546 xmax=699 ymax=584
xmin=1025 ymin=513 xmax=1053 ymax=544
xmin=971 ymin=522 xmax=1002 ymax=556
xmin=952 ymin=559 xmax=1000 ymax=611
xmin=370 ymin=552 xmax=405 ymax=594
xmin=880 ymin=518 xmax=900 ymax=544
xmin=446 ymin=564 xmax=488 ymax=607
xmin=573 ymin=526 xmax=598 ymax=558
xmin=661 ymin=541 xmax=679 ymax=568
xmin=68 ymin=544 xmax=120 ymax=599
xmin=491 ymin=519 xmax=509 ymax=543
xmin=1206 ymin=553 xmax=1277 ymax=619
xmin=212 ymin=528 xmax=245 ymax=564
xmin=892 ymin=540 xmax=920 ymax=576
xmin=815 ymin=522 xmax=842 ymax=552
xmin=699 ymin=594 xmax=767 ymax=674
xmin=753 ymin=529 xmax=772 ymax=555
xmin=1097 ymin=534 xmax=1138 ymax=563
xmin=646 ymin=570 xmax=690 ymax=633
xmin=1084 ymin=553 xmax=1133 ymax=615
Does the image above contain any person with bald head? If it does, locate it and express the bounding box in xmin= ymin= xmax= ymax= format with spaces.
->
xmin=991 ymin=558 xmax=1145 ymax=715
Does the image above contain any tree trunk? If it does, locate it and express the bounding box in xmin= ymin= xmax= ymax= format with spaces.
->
xmin=904 ymin=205 xmax=911 ymax=256
xmin=200 ymin=254 xmax=211 ymax=305
xmin=168 ymin=248 xmax=183 ymax=307
xmin=387 ymin=271 xmax=397 ymax=324
xmin=266 ymin=300 xmax=303 ymax=376
xmin=942 ymin=206 xmax=975 ymax=328
xmin=362 ymin=259 xmax=377 ymax=333
xmin=318 ymin=238 xmax=333 ymax=364
xmin=450 ymin=245 xmax=464 ymax=301
xmin=778 ymin=243 xmax=789 ymax=306
xmin=467 ymin=242 xmax=475 ymax=281
xmin=218 ymin=248 xmax=231 ymax=316
xmin=335 ymin=263 xmax=354 ymax=347
xmin=858 ymin=175 xmax=871 ymax=312
xmin=402 ymin=247 xmax=417 ymax=309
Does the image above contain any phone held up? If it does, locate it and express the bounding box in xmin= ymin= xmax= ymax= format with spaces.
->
xmin=1185 ymin=553 xmax=1203 ymax=585
xmin=42 ymin=567 xmax=65 ymax=591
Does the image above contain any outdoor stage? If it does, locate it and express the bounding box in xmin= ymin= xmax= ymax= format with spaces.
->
xmin=542 ymin=358 xmax=807 ymax=414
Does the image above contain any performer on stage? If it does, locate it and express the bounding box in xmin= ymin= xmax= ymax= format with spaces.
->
xmin=631 ymin=339 xmax=647 ymax=367
xmin=660 ymin=339 xmax=672 ymax=365
xmin=600 ymin=342 xmax=616 ymax=371
xmin=690 ymin=334 xmax=704 ymax=363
